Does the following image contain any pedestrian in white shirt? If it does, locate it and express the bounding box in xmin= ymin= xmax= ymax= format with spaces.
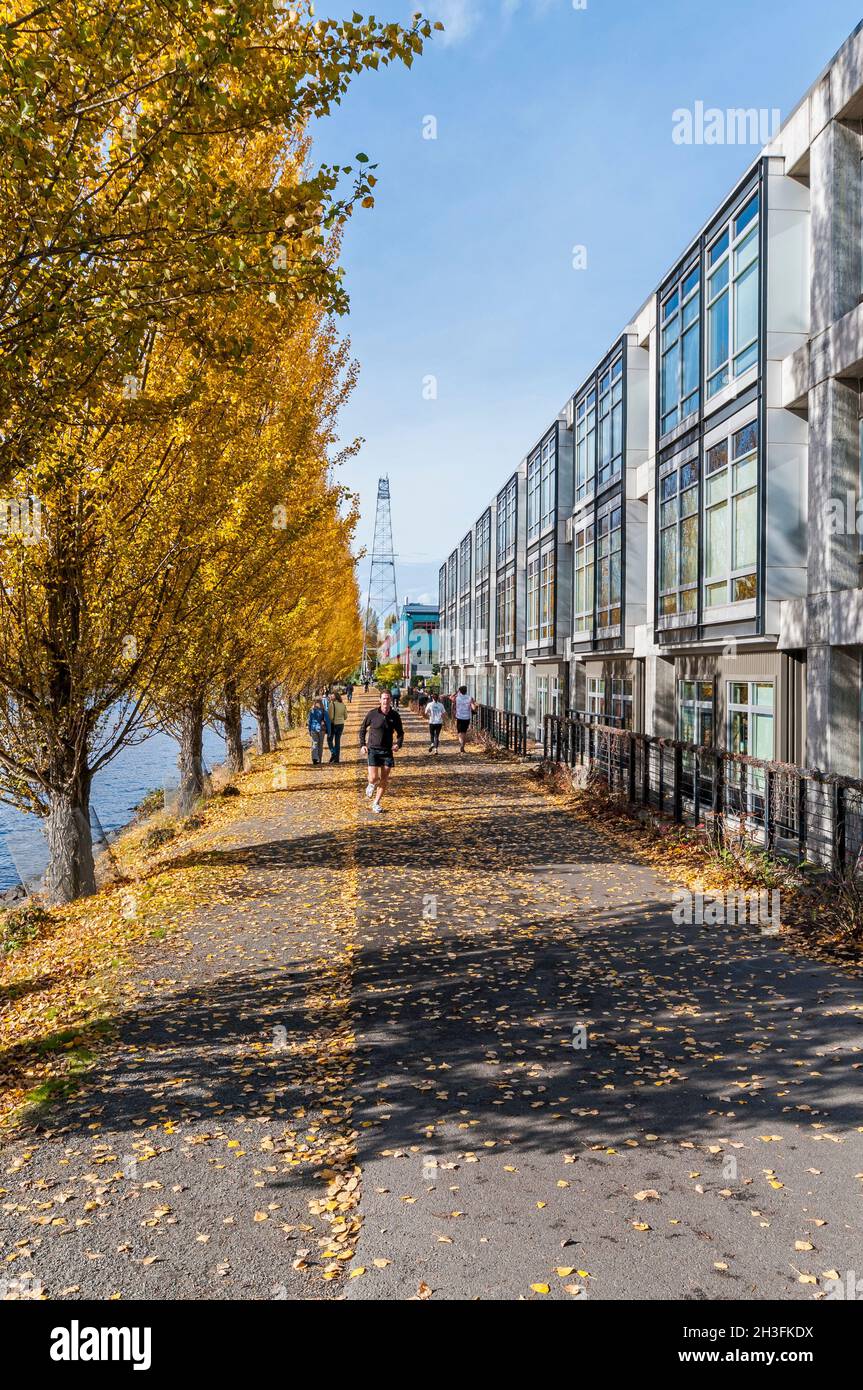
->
xmin=453 ymin=685 xmax=476 ymax=755
xmin=425 ymin=697 xmax=445 ymax=754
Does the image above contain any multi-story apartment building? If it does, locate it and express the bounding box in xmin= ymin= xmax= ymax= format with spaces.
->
xmin=439 ymin=21 xmax=863 ymax=779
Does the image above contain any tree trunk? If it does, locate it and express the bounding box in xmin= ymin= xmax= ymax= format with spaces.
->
xmin=269 ymin=691 xmax=281 ymax=747
xmin=178 ymin=697 xmax=206 ymax=816
xmin=224 ymin=681 xmax=244 ymax=774
xmin=255 ymin=682 xmax=271 ymax=755
xmin=45 ymin=763 xmax=96 ymax=905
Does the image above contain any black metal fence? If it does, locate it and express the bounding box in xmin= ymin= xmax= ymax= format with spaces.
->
xmin=409 ymin=694 xmax=527 ymax=756
xmin=544 ymin=713 xmax=863 ymax=872
xmin=473 ymin=702 xmax=528 ymax=755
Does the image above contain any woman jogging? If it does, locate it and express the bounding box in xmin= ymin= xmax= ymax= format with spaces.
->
xmin=453 ymin=685 xmax=476 ymax=755
xmin=359 ymin=689 xmax=404 ymax=813
xmin=425 ymin=693 xmax=445 ymax=754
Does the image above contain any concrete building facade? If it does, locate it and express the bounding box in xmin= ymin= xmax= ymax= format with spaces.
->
xmin=439 ymin=22 xmax=863 ymax=777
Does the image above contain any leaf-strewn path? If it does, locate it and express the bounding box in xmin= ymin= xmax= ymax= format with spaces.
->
xmin=2 ymin=694 xmax=862 ymax=1301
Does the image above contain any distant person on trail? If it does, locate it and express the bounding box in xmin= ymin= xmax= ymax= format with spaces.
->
xmin=363 ymin=678 xmax=370 ymax=693
xmin=328 ymin=692 xmax=348 ymax=763
xmin=345 ymin=682 xmax=354 ymax=704
xmin=454 ymin=685 xmax=476 ymax=755
xmin=390 ymin=683 xmax=400 ymax=707
xmin=307 ymin=698 xmax=331 ymax=766
xmin=359 ymin=690 xmax=404 ymax=814
xmin=425 ymin=694 xmax=445 ymax=754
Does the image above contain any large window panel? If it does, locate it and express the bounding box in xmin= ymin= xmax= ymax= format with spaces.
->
xmin=476 ymin=510 xmax=491 ymax=579
xmin=597 ymin=357 xmax=623 ymax=488
xmin=540 ymin=434 xmax=556 ymax=532
xmin=527 ymin=556 xmax=540 ymax=644
xmin=660 ymin=267 xmax=700 ymax=435
xmin=497 ymin=477 xmax=517 ymax=565
xmin=706 ymin=191 xmax=760 ymax=400
xmin=540 ymin=546 xmax=555 ymax=642
xmin=527 ymin=452 xmax=541 ymax=542
xmin=596 ymin=502 xmax=622 ymax=630
xmin=658 ymin=457 xmax=698 ymax=616
xmin=573 ymin=522 xmax=594 ymax=635
xmin=575 ymin=389 xmax=597 ymax=501
xmin=703 ymin=420 xmax=758 ymax=609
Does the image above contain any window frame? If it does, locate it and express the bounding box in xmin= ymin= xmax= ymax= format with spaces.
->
xmin=703 ymin=418 xmax=758 ymax=611
xmin=660 ymin=263 xmax=701 ymax=435
xmin=595 ymin=497 xmax=623 ymax=634
xmin=658 ymin=450 xmax=699 ymax=618
xmin=496 ymin=476 xmax=517 ymax=567
xmin=572 ymin=518 xmax=595 ymax=639
xmin=706 ymin=191 xmax=760 ymax=401
xmin=526 ymin=554 xmax=540 ymax=645
xmin=539 ymin=544 xmax=555 ymax=644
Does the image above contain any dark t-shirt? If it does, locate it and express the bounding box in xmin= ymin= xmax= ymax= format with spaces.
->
xmin=359 ymin=707 xmax=404 ymax=753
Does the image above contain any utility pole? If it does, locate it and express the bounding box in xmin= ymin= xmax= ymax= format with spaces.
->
xmin=361 ymin=476 xmax=399 ymax=677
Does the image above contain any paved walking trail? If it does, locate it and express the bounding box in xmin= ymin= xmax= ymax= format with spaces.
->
xmin=2 ymin=694 xmax=862 ymax=1301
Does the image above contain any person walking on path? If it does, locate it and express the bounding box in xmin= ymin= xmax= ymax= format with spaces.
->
xmin=328 ymin=691 xmax=348 ymax=763
xmin=345 ymin=681 xmax=354 ymax=704
xmin=307 ymin=698 xmax=331 ymax=766
xmin=425 ymin=693 xmax=445 ymax=754
xmin=363 ymin=678 xmax=370 ymax=693
xmin=453 ymin=685 xmax=476 ymax=755
xmin=359 ymin=690 xmax=404 ymax=814
xmin=390 ymin=683 xmax=400 ymax=708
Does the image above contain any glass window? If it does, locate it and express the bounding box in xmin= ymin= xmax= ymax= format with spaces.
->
xmin=661 ymin=266 xmax=700 ymax=434
xmin=706 ymin=191 xmax=760 ymax=400
xmin=573 ymin=521 xmax=594 ymax=635
xmin=596 ymin=503 xmax=622 ymax=629
xmin=527 ymin=555 xmax=540 ymax=644
xmin=728 ymin=679 xmax=774 ymax=810
xmin=475 ymin=509 xmax=491 ymax=579
xmin=659 ymin=457 xmax=699 ymax=617
xmin=575 ymin=388 xmax=597 ymax=502
xmin=540 ymin=546 xmax=555 ymax=642
xmin=703 ymin=420 xmax=758 ymax=609
xmin=496 ymin=568 xmax=515 ymax=654
xmin=597 ymin=357 xmax=623 ymax=488
xmin=611 ymin=676 xmax=634 ymax=729
xmin=535 ymin=673 xmax=548 ymax=742
xmin=527 ymin=451 xmax=541 ymax=542
xmin=677 ymin=679 xmax=715 ymax=747
xmin=540 ymin=434 xmax=556 ymax=532
xmin=474 ymin=584 xmax=489 ymax=660
xmin=587 ymin=676 xmax=605 ymax=719
xmin=497 ymin=477 xmax=517 ymax=565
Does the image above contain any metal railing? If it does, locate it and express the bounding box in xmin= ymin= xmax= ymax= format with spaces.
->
xmin=409 ymin=695 xmax=528 ymax=756
xmin=473 ymin=702 xmax=528 ymax=755
xmin=544 ymin=713 xmax=863 ymax=872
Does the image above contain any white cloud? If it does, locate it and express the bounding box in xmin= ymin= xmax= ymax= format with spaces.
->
xmin=424 ymin=0 xmax=482 ymax=45
xmin=420 ymin=0 xmax=560 ymax=47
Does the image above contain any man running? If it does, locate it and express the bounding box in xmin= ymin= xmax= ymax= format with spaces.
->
xmin=359 ymin=689 xmax=404 ymax=813
xmin=425 ymin=692 xmax=445 ymax=754
xmin=453 ymin=685 xmax=476 ymax=755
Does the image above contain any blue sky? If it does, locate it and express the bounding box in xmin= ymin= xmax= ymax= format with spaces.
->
xmin=312 ymin=0 xmax=863 ymax=607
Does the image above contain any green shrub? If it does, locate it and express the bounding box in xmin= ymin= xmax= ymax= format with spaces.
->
xmin=135 ymin=788 xmax=165 ymax=817
xmin=141 ymin=823 xmax=176 ymax=852
xmin=1 ymin=900 xmax=54 ymax=954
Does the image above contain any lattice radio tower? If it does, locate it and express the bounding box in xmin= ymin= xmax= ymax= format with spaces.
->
xmin=362 ymin=476 xmax=399 ymax=675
